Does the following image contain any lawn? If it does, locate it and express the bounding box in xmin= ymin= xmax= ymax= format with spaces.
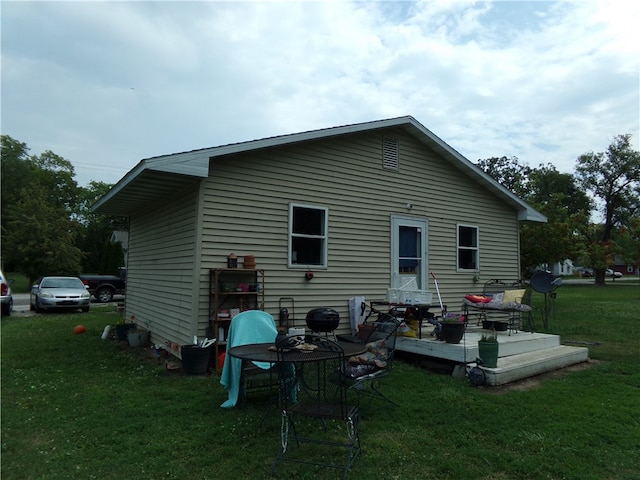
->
xmin=1 ymin=283 xmax=639 ymax=480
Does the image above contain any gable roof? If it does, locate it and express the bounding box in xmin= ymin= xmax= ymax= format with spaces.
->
xmin=92 ymin=115 xmax=546 ymax=223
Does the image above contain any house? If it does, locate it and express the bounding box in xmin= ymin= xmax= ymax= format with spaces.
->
xmin=93 ymin=116 xmax=546 ymax=352
xmin=541 ymin=259 xmax=576 ymax=276
xmin=109 ymin=230 xmax=129 ymax=266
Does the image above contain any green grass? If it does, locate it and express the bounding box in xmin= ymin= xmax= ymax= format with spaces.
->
xmin=2 ymin=285 xmax=639 ymax=480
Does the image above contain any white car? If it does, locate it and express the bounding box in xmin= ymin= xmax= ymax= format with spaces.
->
xmin=1 ymin=269 xmax=13 ymax=317
xmin=30 ymin=276 xmax=91 ymax=313
xmin=606 ymin=269 xmax=623 ymax=278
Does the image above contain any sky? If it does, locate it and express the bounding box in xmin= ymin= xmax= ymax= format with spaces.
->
xmin=2 ymin=0 xmax=639 ymax=188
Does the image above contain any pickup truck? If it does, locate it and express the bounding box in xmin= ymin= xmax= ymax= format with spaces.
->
xmin=80 ymin=267 xmax=127 ymax=303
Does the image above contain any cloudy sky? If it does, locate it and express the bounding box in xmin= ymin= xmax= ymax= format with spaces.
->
xmin=2 ymin=0 xmax=638 ymax=187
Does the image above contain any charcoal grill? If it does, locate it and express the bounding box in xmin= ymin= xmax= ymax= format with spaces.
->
xmin=305 ymin=307 xmax=340 ymax=336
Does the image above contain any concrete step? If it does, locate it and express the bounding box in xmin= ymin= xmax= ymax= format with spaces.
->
xmin=479 ymin=345 xmax=590 ymax=386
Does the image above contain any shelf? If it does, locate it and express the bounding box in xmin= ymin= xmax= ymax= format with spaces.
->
xmin=210 ymin=268 xmax=265 ymax=372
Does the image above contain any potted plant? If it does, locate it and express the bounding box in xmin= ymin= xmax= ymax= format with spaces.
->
xmin=439 ymin=313 xmax=466 ymax=344
xmin=478 ymin=331 xmax=499 ymax=368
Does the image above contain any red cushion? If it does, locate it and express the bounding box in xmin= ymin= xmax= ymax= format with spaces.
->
xmin=464 ymin=294 xmax=492 ymax=304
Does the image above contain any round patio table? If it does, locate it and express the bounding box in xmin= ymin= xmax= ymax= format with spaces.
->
xmin=227 ymin=340 xmax=367 ymax=363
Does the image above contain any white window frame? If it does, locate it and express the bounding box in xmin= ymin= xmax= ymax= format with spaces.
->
xmin=457 ymin=224 xmax=479 ymax=271
xmin=288 ymin=203 xmax=328 ymax=268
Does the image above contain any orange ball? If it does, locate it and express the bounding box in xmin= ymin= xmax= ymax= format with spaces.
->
xmin=73 ymin=325 xmax=86 ymax=334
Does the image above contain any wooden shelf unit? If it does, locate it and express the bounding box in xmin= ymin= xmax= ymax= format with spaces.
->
xmin=210 ymin=268 xmax=265 ymax=372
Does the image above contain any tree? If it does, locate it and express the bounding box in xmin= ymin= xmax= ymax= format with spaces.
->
xmin=1 ymin=135 xmax=83 ymax=280
xmin=76 ymin=181 xmax=128 ymax=273
xmin=476 ymin=156 xmax=531 ymax=198
xmin=575 ymin=134 xmax=640 ymax=285
xmin=476 ymin=157 xmax=591 ymax=276
xmin=519 ymin=166 xmax=592 ymax=274
xmin=2 ymin=189 xmax=84 ymax=282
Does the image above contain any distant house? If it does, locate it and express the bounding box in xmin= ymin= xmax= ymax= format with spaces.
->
xmin=543 ymin=259 xmax=576 ymax=276
xmin=612 ymin=256 xmax=639 ymax=276
xmin=92 ymin=116 xmax=546 ymax=350
xmin=109 ymin=231 xmax=129 ymax=266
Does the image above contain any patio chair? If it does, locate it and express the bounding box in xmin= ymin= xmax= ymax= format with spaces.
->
xmin=339 ymin=315 xmax=401 ymax=409
xmin=272 ymin=334 xmax=361 ymax=480
xmin=220 ymin=310 xmax=278 ymax=408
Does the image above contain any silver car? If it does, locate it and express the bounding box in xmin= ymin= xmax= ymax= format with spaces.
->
xmin=30 ymin=276 xmax=91 ymax=313
xmin=1 ymin=269 xmax=13 ymax=317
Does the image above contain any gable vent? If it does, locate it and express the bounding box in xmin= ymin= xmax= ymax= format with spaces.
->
xmin=382 ymin=138 xmax=399 ymax=171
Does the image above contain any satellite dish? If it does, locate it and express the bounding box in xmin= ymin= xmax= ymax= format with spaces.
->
xmin=530 ymin=270 xmax=558 ymax=293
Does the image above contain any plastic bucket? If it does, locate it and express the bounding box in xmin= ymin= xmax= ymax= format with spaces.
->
xmin=478 ymin=341 xmax=499 ymax=368
xmin=181 ymin=345 xmax=212 ymax=375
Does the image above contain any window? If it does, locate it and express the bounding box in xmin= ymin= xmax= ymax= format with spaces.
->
xmin=457 ymin=225 xmax=479 ymax=271
xmin=289 ymin=204 xmax=328 ymax=267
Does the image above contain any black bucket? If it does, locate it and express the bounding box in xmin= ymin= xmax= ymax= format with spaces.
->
xmin=181 ymin=345 xmax=212 ymax=375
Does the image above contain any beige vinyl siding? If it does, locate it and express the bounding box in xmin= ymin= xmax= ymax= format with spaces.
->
xmin=197 ymin=129 xmax=522 ymax=333
xmin=125 ymin=183 xmax=200 ymax=347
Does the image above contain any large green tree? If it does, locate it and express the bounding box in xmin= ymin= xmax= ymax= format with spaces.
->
xmin=2 ymin=136 xmax=130 ymax=279
xmin=476 ymin=157 xmax=591 ymax=276
xmin=1 ymin=135 xmax=83 ymax=281
xmin=574 ymin=134 xmax=640 ymax=285
xmin=519 ymin=165 xmax=592 ymax=274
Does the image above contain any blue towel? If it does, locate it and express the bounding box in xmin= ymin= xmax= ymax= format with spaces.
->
xmin=220 ymin=310 xmax=278 ymax=408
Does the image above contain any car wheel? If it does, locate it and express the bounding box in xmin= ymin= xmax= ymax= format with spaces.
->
xmin=35 ymin=298 xmax=44 ymax=313
xmin=95 ymin=287 xmax=114 ymax=303
xmin=82 ymin=306 xmax=90 ymax=313
xmin=1 ymin=303 xmax=10 ymax=317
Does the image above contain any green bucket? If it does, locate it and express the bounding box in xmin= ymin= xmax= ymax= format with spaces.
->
xmin=478 ymin=341 xmax=499 ymax=368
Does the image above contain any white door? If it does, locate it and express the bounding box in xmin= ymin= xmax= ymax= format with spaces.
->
xmin=391 ymin=216 xmax=428 ymax=290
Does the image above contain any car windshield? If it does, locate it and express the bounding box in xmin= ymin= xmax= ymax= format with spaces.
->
xmin=41 ymin=278 xmax=84 ymax=289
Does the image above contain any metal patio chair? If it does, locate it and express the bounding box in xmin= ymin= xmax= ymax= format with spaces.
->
xmin=339 ymin=314 xmax=401 ymax=409
xmin=272 ymin=334 xmax=361 ymax=479
xmin=220 ymin=310 xmax=278 ymax=408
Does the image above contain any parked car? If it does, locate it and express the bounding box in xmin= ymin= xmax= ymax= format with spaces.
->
xmin=1 ymin=269 xmax=13 ymax=317
xmin=581 ymin=270 xmax=594 ymax=278
xmin=606 ymin=269 xmax=623 ymax=278
xmin=30 ymin=276 xmax=91 ymax=313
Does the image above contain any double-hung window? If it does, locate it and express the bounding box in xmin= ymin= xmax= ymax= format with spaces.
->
xmin=457 ymin=224 xmax=479 ymax=271
xmin=289 ymin=204 xmax=328 ymax=267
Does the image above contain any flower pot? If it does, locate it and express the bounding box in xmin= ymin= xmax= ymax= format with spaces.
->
xmin=127 ymin=329 xmax=150 ymax=348
xmin=115 ymin=323 xmax=136 ymax=341
xmin=181 ymin=345 xmax=212 ymax=375
xmin=478 ymin=340 xmax=499 ymax=368
xmin=440 ymin=322 xmax=465 ymax=344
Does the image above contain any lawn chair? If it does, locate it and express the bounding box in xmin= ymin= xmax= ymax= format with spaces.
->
xmin=340 ymin=314 xmax=401 ymax=409
xmin=220 ymin=310 xmax=278 ymax=408
xmin=272 ymin=334 xmax=360 ymax=479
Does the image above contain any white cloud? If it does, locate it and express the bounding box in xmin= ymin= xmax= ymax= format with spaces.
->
xmin=1 ymin=0 xmax=638 ymax=186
